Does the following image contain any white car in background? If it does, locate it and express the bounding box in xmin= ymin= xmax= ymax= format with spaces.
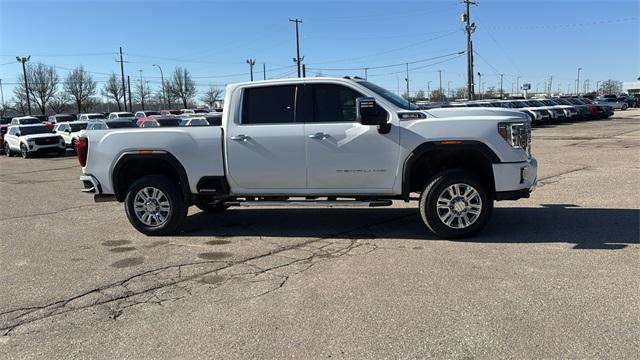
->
xmin=134 ymin=110 xmax=162 ymax=119
xmin=4 ymin=124 xmax=66 ymax=158
xmin=594 ymin=97 xmax=628 ymax=110
xmin=78 ymin=113 xmax=107 ymax=121
xmin=10 ymin=116 xmax=42 ymax=126
xmin=54 ymin=121 xmax=88 ymax=151
xmin=108 ymin=112 xmax=136 ymax=121
xmin=179 ymin=117 xmax=210 ymax=126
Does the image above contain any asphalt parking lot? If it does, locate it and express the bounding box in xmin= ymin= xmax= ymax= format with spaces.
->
xmin=1 ymin=111 xmax=639 ymax=359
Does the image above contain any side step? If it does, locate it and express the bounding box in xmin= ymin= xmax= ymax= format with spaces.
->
xmin=223 ymin=199 xmax=393 ymax=208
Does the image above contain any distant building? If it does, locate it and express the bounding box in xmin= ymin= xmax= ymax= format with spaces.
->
xmin=622 ymin=80 xmax=640 ymax=95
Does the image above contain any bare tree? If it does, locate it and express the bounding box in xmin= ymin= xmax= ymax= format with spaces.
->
xmin=63 ymin=66 xmax=97 ymax=113
xmin=200 ymin=86 xmax=224 ymax=107
xmin=101 ymin=73 xmax=123 ymax=111
xmin=26 ymin=62 xmax=59 ymax=115
xmin=599 ymin=79 xmax=622 ymax=95
xmin=483 ymin=86 xmax=497 ymax=99
xmin=167 ymin=67 xmax=196 ymax=109
xmin=48 ymin=93 xmax=72 ymax=114
xmin=12 ymin=79 xmax=29 ymax=115
xmin=453 ymin=87 xmax=467 ymax=100
xmin=429 ymin=89 xmax=446 ymax=102
xmin=414 ymin=90 xmax=425 ymax=100
xmin=134 ymin=80 xmax=153 ymax=110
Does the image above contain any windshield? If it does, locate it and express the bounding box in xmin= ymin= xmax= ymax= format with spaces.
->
xmin=193 ymin=109 xmax=209 ymax=114
xmin=357 ymin=81 xmax=419 ymax=110
xmin=555 ymin=99 xmax=571 ymax=105
xmin=106 ymin=121 xmax=137 ymax=128
xmin=20 ymin=125 xmax=50 ymax=135
xmin=157 ymin=119 xmax=181 ymax=127
xmin=145 ymin=111 xmax=161 ymax=116
xmin=88 ymin=114 xmax=106 ymax=119
xmin=510 ymin=101 xmax=527 ymax=108
xmin=493 ymin=102 xmax=513 ymax=108
xmin=580 ymin=98 xmax=594 ymax=104
xmin=19 ymin=118 xmax=42 ymax=124
xmin=55 ymin=116 xmax=75 ymax=122
xmin=69 ymin=123 xmax=88 ymax=132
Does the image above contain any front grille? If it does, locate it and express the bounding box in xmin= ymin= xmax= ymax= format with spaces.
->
xmin=34 ymin=137 xmax=59 ymax=146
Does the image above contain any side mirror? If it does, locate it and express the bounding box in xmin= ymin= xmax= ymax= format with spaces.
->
xmin=15 ymin=132 xmax=21 ymax=137
xmin=356 ymin=97 xmax=387 ymax=126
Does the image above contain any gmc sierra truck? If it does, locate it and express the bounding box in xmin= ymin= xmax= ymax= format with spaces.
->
xmin=78 ymin=77 xmax=537 ymax=239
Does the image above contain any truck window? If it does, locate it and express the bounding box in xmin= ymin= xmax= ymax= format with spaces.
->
xmin=242 ymin=85 xmax=296 ymax=124
xmin=312 ymin=84 xmax=361 ymax=123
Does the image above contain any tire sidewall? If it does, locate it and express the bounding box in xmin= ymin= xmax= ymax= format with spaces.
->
xmin=420 ymin=170 xmax=493 ymax=239
xmin=20 ymin=144 xmax=29 ymax=158
xmin=4 ymin=143 xmax=10 ymax=157
xmin=124 ymin=175 xmax=187 ymax=236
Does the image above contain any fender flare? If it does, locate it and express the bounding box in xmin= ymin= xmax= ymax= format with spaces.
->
xmin=401 ymin=140 xmax=500 ymax=200
xmin=112 ymin=151 xmax=190 ymax=202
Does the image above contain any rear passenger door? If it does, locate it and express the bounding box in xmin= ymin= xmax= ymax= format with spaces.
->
xmin=225 ymin=84 xmax=307 ymax=192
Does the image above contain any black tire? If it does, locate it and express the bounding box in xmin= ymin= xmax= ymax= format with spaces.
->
xmin=20 ymin=144 xmax=30 ymax=159
xmin=622 ymin=104 xmax=628 ymax=110
xmin=3 ymin=143 xmax=9 ymax=156
xmin=124 ymin=175 xmax=188 ymax=236
xmin=419 ymin=170 xmax=493 ymax=239
xmin=71 ymin=139 xmax=77 ymax=152
xmin=196 ymin=201 xmax=229 ymax=213
xmin=57 ymin=148 xmax=67 ymax=156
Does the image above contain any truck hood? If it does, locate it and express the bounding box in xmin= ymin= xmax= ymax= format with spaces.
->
xmin=424 ymin=107 xmax=529 ymax=121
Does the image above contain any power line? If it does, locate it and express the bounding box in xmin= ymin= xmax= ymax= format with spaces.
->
xmin=307 ymin=51 xmax=465 ymax=72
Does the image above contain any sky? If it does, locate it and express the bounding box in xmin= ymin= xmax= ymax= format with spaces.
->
xmin=0 ymin=0 xmax=638 ymax=102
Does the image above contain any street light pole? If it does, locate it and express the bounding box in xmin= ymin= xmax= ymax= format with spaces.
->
xmin=437 ymin=70 xmax=443 ymax=102
xmin=289 ymin=18 xmax=303 ymax=78
xmin=138 ymin=70 xmax=145 ymax=110
xmin=16 ymin=56 xmax=31 ymax=115
xmin=246 ymin=59 xmax=256 ymax=81
xmin=477 ymin=72 xmax=482 ymax=99
xmin=596 ymin=80 xmax=600 ymax=95
xmin=576 ymin=67 xmax=582 ymax=95
xmin=153 ymin=64 xmax=167 ymax=109
xmin=427 ymin=81 xmax=431 ymax=100
xmin=500 ymin=74 xmax=504 ymax=98
xmin=447 ymin=81 xmax=452 ymax=99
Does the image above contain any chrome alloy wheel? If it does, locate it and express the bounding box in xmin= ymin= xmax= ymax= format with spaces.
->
xmin=436 ymin=183 xmax=482 ymax=229
xmin=133 ymin=187 xmax=171 ymax=227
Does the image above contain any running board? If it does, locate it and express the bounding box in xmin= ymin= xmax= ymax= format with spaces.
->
xmin=224 ymin=199 xmax=393 ymax=208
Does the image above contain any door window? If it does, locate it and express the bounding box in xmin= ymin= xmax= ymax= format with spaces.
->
xmin=312 ymin=84 xmax=362 ymax=123
xmin=241 ymin=85 xmax=296 ymax=124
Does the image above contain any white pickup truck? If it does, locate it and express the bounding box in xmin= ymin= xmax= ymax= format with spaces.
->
xmin=78 ymin=77 xmax=537 ymax=238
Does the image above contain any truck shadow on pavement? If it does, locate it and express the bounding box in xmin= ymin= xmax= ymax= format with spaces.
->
xmin=183 ymin=204 xmax=639 ymax=250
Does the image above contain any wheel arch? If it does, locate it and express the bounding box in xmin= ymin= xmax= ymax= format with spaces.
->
xmin=112 ymin=151 xmax=190 ymax=203
xmin=401 ymin=140 xmax=499 ymax=201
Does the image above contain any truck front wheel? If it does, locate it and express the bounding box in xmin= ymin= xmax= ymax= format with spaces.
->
xmin=419 ymin=170 xmax=493 ymax=239
xmin=124 ymin=175 xmax=188 ymax=236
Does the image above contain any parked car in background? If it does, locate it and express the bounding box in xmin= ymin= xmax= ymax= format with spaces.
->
xmin=525 ymin=100 xmax=565 ymax=121
xmin=180 ymin=109 xmax=195 ymax=114
xmin=108 ymin=112 xmax=136 ymax=120
xmin=595 ymin=97 xmax=628 ymax=110
xmin=539 ymin=99 xmax=579 ymax=120
xmin=179 ymin=117 xmax=210 ymax=126
xmin=78 ymin=113 xmax=107 ymax=121
xmin=553 ymin=98 xmax=590 ymax=119
xmin=136 ymin=116 xmax=181 ymax=127
xmin=0 ymin=117 xmax=11 ymax=154
xmin=505 ymin=100 xmax=550 ymax=123
xmin=160 ymin=109 xmax=183 ymax=116
xmin=4 ymin=124 xmax=66 ymax=158
xmin=85 ymin=119 xmax=138 ymax=130
xmin=580 ymin=98 xmax=614 ymax=118
xmin=134 ymin=110 xmax=162 ymax=119
xmin=138 ymin=120 xmax=160 ymax=128
xmin=53 ymin=121 xmax=88 ymax=151
xmin=617 ymin=96 xmax=636 ymax=108
xmin=48 ymin=114 xmax=76 ymax=124
xmin=10 ymin=116 xmax=43 ymax=126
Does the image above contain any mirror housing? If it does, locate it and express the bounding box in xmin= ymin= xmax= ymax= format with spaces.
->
xmin=356 ymin=97 xmax=387 ymax=126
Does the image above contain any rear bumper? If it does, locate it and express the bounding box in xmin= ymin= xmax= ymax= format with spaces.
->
xmin=80 ymin=175 xmax=102 ymax=194
xmin=492 ymin=157 xmax=537 ymax=200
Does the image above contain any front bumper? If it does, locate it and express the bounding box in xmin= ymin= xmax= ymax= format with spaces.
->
xmin=27 ymin=142 xmax=65 ymax=153
xmin=492 ymin=157 xmax=538 ymax=200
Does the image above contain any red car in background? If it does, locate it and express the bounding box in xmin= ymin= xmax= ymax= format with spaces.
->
xmin=136 ymin=116 xmax=181 ymax=128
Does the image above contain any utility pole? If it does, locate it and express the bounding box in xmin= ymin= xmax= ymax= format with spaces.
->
xmin=447 ymin=81 xmax=452 ymax=99
xmin=462 ymin=0 xmax=477 ymax=100
xmin=263 ymin=63 xmax=266 ymax=80
xmin=127 ymin=76 xmax=132 ymax=112
xmin=117 ymin=47 xmax=128 ymax=111
xmin=499 ymin=74 xmax=504 ymax=98
xmin=427 ymin=81 xmax=431 ymax=100
xmin=548 ymin=75 xmax=553 ymax=96
xmin=302 ymin=64 xmax=306 ymax=77
xmin=153 ymin=64 xmax=167 ymax=109
xmin=576 ymin=67 xmax=582 ymax=95
xmin=477 ymin=72 xmax=482 ymax=99
xmin=438 ymin=70 xmax=443 ymax=102
xmin=289 ymin=18 xmax=303 ymax=78
xmin=16 ymin=56 xmax=31 ymax=114
xmin=246 ymin=59 xmax=256 ymax=81
xmin=596 ymin=80 xmax=600 ymax=95
xmin=138 ymin=70 xmax=144 ymax=110
xmin=516 ymin=76 xmax=521 ymax=96
xmin=364 ymin=68 xmax=368 ymax=80
xmin=405 ymin=63 xmax=410 ymax=107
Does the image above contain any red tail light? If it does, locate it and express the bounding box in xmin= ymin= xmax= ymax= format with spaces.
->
xmin=77 ymin=137 xmax=88 ymax=167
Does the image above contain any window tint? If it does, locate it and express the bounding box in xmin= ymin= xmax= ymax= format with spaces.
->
xmin=312 ymin=84 xmax=361 ymax=123
xmin=242 ymin=85 xmax=296 ymax=124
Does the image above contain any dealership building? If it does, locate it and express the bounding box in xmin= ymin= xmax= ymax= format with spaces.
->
xmin=622 ymin=80 xmax=640 ymax=95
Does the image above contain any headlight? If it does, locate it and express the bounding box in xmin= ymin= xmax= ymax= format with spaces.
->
xmin=498 ymin=122 xmax=530 ymax=150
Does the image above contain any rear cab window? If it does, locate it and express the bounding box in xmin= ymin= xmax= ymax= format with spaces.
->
xmin=241 ymin=85 xmax=297 ymax=124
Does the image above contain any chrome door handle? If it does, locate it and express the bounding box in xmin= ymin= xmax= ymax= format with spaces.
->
xmin=231 ymin=134 xmax=250 ymax=141
xmin=308 ymin=132 xmax=328 ymax=140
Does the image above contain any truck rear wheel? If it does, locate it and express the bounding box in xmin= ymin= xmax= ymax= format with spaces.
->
xmin=124 ymin=175 xmax=187 ymax=236
xmin=419 ymin=170 xmax=492 ymax=239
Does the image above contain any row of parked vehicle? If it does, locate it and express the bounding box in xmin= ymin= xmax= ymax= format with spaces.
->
xmin=0 ymin=109 xmax=223 ymax=158
xmin=426 ymin=96 xmax=619 ymax=124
